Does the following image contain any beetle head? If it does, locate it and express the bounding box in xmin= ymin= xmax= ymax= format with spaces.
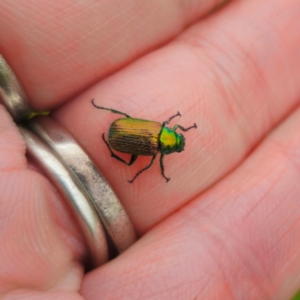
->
xmin=176 ymin=134 xmax=185 ymax=153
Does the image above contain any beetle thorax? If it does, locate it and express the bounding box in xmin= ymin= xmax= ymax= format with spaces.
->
xmin=159 ymin=127 xmax=185 ymax=154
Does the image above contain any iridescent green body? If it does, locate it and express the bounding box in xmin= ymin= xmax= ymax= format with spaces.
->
xmin=91 ymin=99 xmax=197 ymax=183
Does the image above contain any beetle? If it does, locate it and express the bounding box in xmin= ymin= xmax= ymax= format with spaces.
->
xmin=91 ymin=99 xmax=197 ymax=183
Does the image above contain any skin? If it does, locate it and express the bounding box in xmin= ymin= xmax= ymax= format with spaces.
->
xmin=0 ymin=0 xmax=300 ymax=299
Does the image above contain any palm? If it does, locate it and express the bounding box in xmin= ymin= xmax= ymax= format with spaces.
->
xmin=1 ymin=0 xmax=300 ymax=299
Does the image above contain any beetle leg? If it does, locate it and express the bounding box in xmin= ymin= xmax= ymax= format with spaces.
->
xmin=160 ymin=154 xmax=170 ymax=182
xmin=173 ymin=123 xmax=197 ymax=132
xmin=92 ymin=99 xmax=131 ymax=118
xmin=102 ymin=133 xmax=138 ymax=165
xmin=162 ymin=111 xmax=181 ymax=127
xmin=128 ymin=155 xmax=157 ymax=183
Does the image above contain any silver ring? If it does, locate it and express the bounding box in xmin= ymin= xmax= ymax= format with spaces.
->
xmin=0 ymin=54 xmax=137 ymax=266
xmin=19 ymin=127 xmax=109 ymax=266
xmin=0 ymin=55 xmax=32 ymax=122
xmin=28 ymin=116 xmax=137 ymax=253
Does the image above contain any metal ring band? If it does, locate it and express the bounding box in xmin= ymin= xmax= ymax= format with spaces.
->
xmin=19 ymin=127 xmax=109 ymax=266
xmin=28 ymin=116 xmax=137 ymax=254
xmin=0 ymin=55 xmax=31 ymax=122
xmin=0 ymin=54 xmax=137 ymax=265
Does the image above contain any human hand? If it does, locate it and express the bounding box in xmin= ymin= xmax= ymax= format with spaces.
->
xmin=1 ymin=0 xmax=300 ymax=299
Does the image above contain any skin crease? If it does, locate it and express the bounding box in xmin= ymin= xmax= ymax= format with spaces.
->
xmin=0 ymin=0 xmax=300 ymax=299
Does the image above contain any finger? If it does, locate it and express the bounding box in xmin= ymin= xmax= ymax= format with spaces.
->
xmin=5 ymin=290 xmax=83 ymax=300
xmin=81 ymin=104 xmax=300 ymax=299
xmin=0 ymin=0 xmax=224 ymax=109
xmin=0 ymin=108 xmax=84 ymax=296
xmin=53 ymin=0 xmax=300 ymax=233
xmin=0 ymin=169 xmax=84 ymax=294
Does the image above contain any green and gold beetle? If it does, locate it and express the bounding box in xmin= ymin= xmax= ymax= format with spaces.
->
xmin=92 ymin=99 xmax=197 ymax=183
